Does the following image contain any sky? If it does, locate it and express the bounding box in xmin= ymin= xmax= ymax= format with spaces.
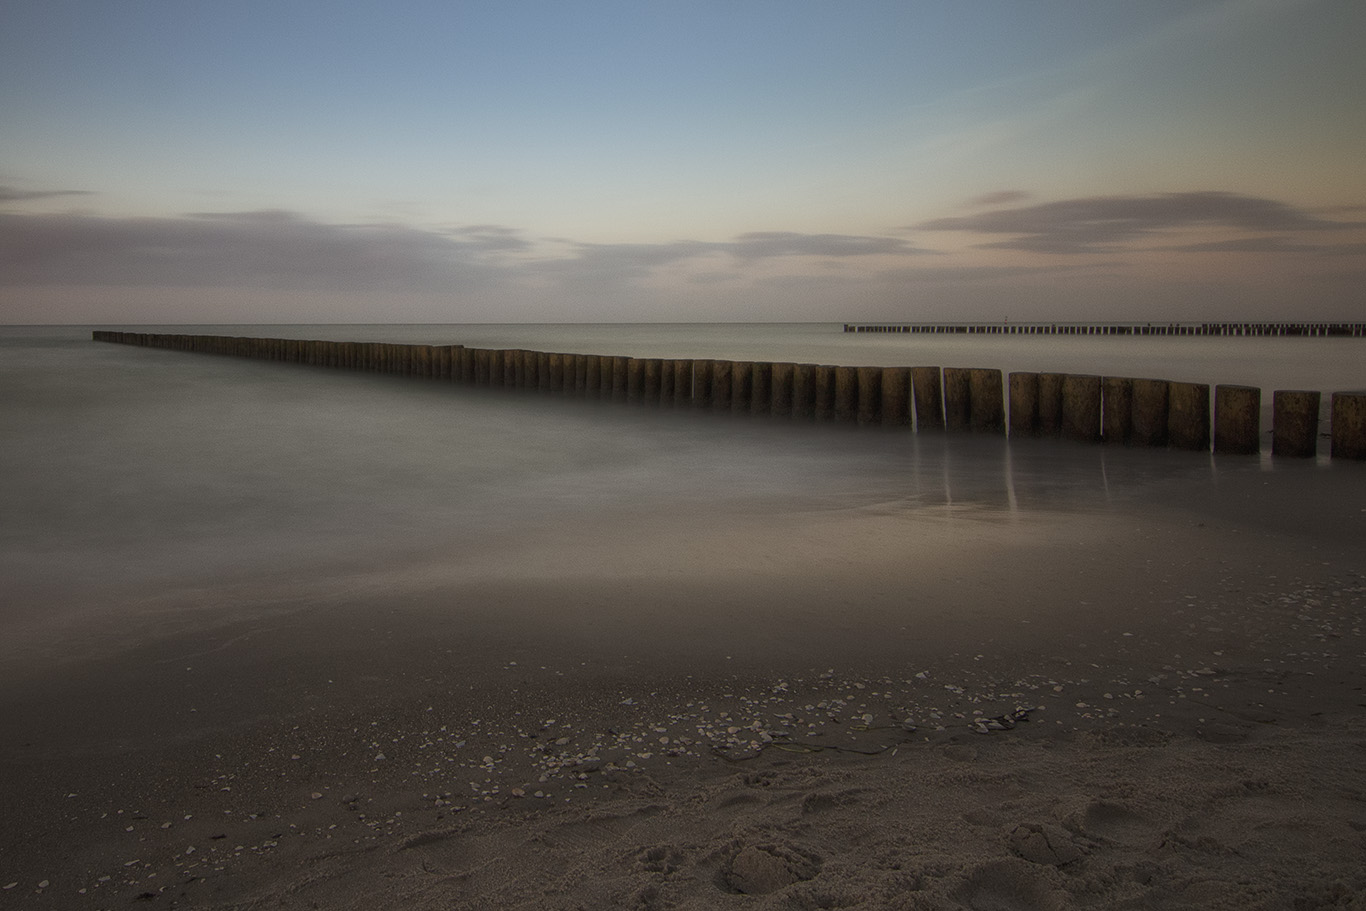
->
xmin=2 ymin=0 xmax=1364 ymax=324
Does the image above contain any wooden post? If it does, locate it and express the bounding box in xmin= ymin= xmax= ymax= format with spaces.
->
xmin=711 ymin=360 xmax=733 ymax=411
xmin=1038 ymin=373 xmax=1065 ymax=437
xmin=911 ymin=367 xmax=944 ymax=431
xmin=1131 ymin=379 xmax=1169 ymax=446
xmin=834 ymin=366 xmax=859 ymax=423
xmin=657 ymin=358 xmax=673 ymax=404
xmin=573 ymin=353 xmax=588 ymax=395
xmin=537 ymin=352 xmax=552 ymax=392
xmin=519 ymin=350 xmax=536 ymax=389
xmin=1061 ymin=375 xmax=1102 ymax=443
xmin=672 ymin=360 xmax=692 ymax=407
xmin=1214 ymin=385 xmax=1260 ymax=454
xmin=1168 ymin=382 xmax=1211 ymax=451
xmin=547 ymin=353 xmax=565 ymax=393
xmin=969 ymin=368 xmax=1004 ymax=434
xmin=750 ymin=362 xmax=772 ymax=416
xmin=856 ymin=366 xmax=882 ymax=426
xmin=1008 ymin=372 xmax=1039 ymax=438
xmin=880 ymin=366 xmax=911 ymax=428
xmin=1102 ymin=377 xmax=1134 ymax=445
xmin=942 ymin=367 xmax=971 ymax=431
xmin=731 ymin=361 xmax=753 ymax=414
xmin=771 ymin=362 xmax=795 ymax=417
xmin=626 ymin=357 xmax=645 ymax=403
xmin=584 ymin=354 xmax=601 ymax=399
xmin=792 ymin=364 xmax=816 ymax=419
xmin=1272 ymin=390 xmax=1319 ymax=458
xmin=814 ymin=366 xmax=836 ymax=420
xmin=597 ymin=355 xmax=614 ymax=399
xmin=612 ymin=356 xmax=629 ymax=403
xmin=1331 ymin=391 xmax=1366 ymax=459
xmin=692 ymin=359 xmax=713 ymax=408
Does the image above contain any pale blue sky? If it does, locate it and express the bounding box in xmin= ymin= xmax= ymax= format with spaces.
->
xmin=2 ymin=0 xmax=1363 ymax=323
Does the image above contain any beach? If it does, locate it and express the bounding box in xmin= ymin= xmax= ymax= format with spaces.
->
xmin=2 ymin=327 xmax=1364 ymax=908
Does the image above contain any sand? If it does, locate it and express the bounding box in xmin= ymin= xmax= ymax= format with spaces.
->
xmin=2 ymin=455 xmax=1364 ymax=909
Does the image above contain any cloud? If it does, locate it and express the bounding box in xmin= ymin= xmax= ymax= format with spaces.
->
xmin=967 ymin=190 xmax=1031 ymax=208
xmin=0 ymin=184 xmax=95 ymax=205
xmin=723 ymin=232 xmax=920 ymax=259
xmin=0 ymin=207 xmax=925 ymax=301
xmin=1153 ymin=236 xmax=1366 ymax=255
xmin=918 ymin=191 xmax=1364 ymax=254
xmin=0 ymin=209 xmax=519 ymax=293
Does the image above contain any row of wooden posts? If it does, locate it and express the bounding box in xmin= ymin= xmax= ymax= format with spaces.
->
xmin=92 ymin=331 xmax=1366 ymax=460
xmin=844 ymin=321 xmax=1366 ymax=337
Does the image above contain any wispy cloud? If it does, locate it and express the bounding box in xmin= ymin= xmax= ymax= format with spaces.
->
xmin=918 ymin=191 xmax=1364 ymax=254
xmin=967 ymin=190 xmax=1031 ymax=208
xmin=0 ymin=184 xmax=95 ymax=205
xmin=0 ymin=209 xmax=514 ymax=292
xmin=0 ymin=207 xmax=925 ymax=296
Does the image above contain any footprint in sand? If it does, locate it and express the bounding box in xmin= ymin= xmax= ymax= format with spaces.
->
xmin=1080 ymin=801 xmax=1156 ymax=845
xmin=721 ymin=843 xmax=822 ymax=895
xmin=951 ymin=859 xmax=1063 ymax=911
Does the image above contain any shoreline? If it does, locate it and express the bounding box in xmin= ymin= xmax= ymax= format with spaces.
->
xmin=3 ymin=462 xmax=1364 ymax=908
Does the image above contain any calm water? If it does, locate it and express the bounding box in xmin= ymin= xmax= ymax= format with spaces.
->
xmin=2 ymin=323 xmax=1361 ymax=656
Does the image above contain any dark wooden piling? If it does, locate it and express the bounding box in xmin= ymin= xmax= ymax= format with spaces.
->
xmin=942 ymin=368 xmax=971 ymax=432
xmin=911 ymin=367 xmax=944 ymax=431
xmin=657 ymin=358 xmax=673 ymax=404
xmin=1037 ymin=373 xmax=1065 ymax=437
xmin=771 ymin=362 xmax=795 ymax=417
xmin=751 ymin=362 xmax=773 ymax=416
xmin=573 ymin=353 xmax=588 ymax=395
xmin=794 ymin=364 xmax=818 ymax=419
xmin=711 ymin=360 xmax=733 ymax=411
xmin=968 ymin=368 xmax=1004 ymax=434
xmin=1272 ymin=390 xmax=1319 ymax=458
xmin=1331 ymin=391 xmax=1366 ymax=459
xmin=547 ymin=353 xmax=564 ymax=393
xmin=626 ymin=357 xmax=645 ymax=403
xmin=1167 ymin=382 xmax=1211 ymax=451
xmin=521 ymin=350 xmax=538 ymax=389
xmin=672 ymin=360 xmax=692 ymax=407
xmin=1214 ymin=385 xmax=1261 ymax=454
xmin=496 ymin=349 xmax=514 ymax=388
xmin=731 ymin=361 xmax=754 ymax=414
xmin=1059 ymin=375 xmax=1101 ymax=443
xmin=1130 ymin=379 xmax=1169 ymax=447
xmin=834 ymin=366 xmax=859 ymax=423
xmin=611 ymin=356 xmax=629 ymax=403
xmin=1102 ymin=377 xmax=1134 ymax=445
xmin=855 ymin=367 xmax=883 ymax=426
xmin=537 ymin=352 xmax=552 ymax=392
xmin=880 ymin=367 xmax=911 ymax=428
xmin=639 ymin=357 xmax=660 ymax=403
xmin=584 ymin=354 xmax=601 ymax=399
xmin=1008 ymin=372 xmax=1039 ymax=438
xmin=598 ymin=355 xmax=615 ymax=399
xmin=692 ymin=360 xmax=713 ymax=408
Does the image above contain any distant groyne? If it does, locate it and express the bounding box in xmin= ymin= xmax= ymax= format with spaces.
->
xmin=843 ymin=321 xmax=1366 ymax=337
xmin=92 ymin=331 xmax=1366 ymax=460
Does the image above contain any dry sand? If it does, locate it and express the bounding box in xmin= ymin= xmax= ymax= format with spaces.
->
xmin=2 ymin=454 xmax=1364 ymax=909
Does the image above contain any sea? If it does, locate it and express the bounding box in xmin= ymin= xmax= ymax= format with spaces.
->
xmin=2 ymin=322 xmax=1362 ymax=663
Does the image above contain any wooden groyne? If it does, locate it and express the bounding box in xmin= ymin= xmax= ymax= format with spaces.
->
xmin=92 ymin=331 xmax=1366 ymax=460
xmin=843 ymin=321 xmax=1366 ymax=337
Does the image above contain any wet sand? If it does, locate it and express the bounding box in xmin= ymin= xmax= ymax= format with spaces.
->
xmin=2 ymin=448 xmax=1364 ymax=909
